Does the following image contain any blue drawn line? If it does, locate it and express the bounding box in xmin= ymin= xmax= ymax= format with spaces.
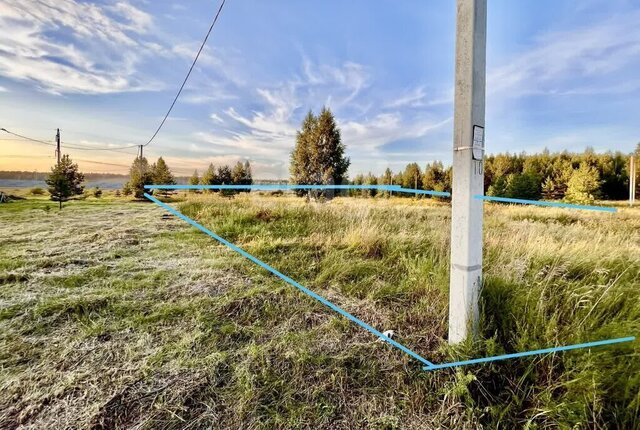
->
xmin=399 ymin=188 xmax=451 ymax=197
xmin=423 ymin=336 xmax=635 ymax=370
xmin=144 ymin=191 xmax=632 ymax=370
xmin=144 ymin=184 xmax=452 ymax=197
xmin=145 ymin=184 xmax=400 ymax=191
xmin=475 ymin=195 xmax=617 ymax=213
xmin=144 ymin=192 xmax=436 ymax=368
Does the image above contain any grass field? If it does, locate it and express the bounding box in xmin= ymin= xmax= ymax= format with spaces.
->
xmin=0 ymin=192 xmax=638 ymax=429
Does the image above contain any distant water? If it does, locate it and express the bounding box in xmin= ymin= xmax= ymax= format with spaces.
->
xmin=0 ymin=179 xmax=124 ymax=190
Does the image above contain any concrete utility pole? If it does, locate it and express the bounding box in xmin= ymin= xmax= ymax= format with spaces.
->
xmin=448 ymin=0 xmax=487 ymax=344
xmin=55 ymin=128 xmax=61 ymax=164
xmin=631 ymin=156 xmax=636 ymax=206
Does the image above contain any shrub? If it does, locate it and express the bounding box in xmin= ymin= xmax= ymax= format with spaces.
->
xmin=29 ymin=187 xmax=45 ymax=195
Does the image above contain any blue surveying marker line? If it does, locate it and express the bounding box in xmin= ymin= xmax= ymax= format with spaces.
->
xmin=145 ymin=184 xmax=401 ymax=191
xmin=395 ymin=188 xmax=451 ymax=197
xmin=144 ymin=193 xmax=436 ymax=368
xmin=144 ymin=187 xmax=631 ymax=370
xmin=144 ymin=184 xmax=452 ymax=197
xmin=475 ymin=195 xmax=617 ymax=213
xmin=423 ymin=336 xmax=636 ymax=370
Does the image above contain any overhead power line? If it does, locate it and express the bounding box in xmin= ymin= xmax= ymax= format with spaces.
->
xmin=74 ymin=158 xmax=130 ymax=168
xmin=4 ymin=153 xmax=130 ymax=168
xmin=143 ymin=0 xmax=227 ymax=147
xmin=0 ymin=128 xmax=55 ymax=146
xmin=1 ymin=128 xmax=139 ymax=152
xmin=1 ymin=0 xmax=227 ymax=158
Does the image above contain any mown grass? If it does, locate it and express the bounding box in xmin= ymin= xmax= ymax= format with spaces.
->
xmin=0 ymin=192 xmax=638 ymax=429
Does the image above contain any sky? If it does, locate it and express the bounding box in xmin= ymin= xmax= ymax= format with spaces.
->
xmin=0 ymin=0 xmax=639 ymax=179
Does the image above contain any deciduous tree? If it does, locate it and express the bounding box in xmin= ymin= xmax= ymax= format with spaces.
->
xmin=565 ymin=163 xmax=601 ymax=204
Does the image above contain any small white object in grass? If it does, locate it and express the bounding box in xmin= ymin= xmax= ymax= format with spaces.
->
xmin=376 ymin=330 xmax=395 ymax=342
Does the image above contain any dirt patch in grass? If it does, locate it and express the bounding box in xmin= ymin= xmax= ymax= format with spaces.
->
xmin=0 ymin=273 xmax=29 ymax=285
xmin=89 ymin=370 xmax=211 ymax=429
xmin=168 ymin=269 xmax=252 ymax=298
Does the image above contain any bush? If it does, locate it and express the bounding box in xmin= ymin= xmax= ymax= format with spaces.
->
xmin=565 ymin=163 xmax=600 ymax=204
xmin=93 ymin=187 xmax=102 ymax=198
xmin=29 ymin=187 xmax=45 ymax=195
xmin=506 ymin=172 xmax=541 ymax=200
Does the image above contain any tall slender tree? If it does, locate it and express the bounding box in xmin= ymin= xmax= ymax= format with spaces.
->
xmin=124 ymin=156 xmax=152 ymax=199
xmin=231 ymin=160 xmax=253 ymax=193
xmin=401 ymin=163 xmax=422 ymax=191
xmin=46 ymin=154 xmax=84 ymax=209
xmin=151 ymin=157 xmax=175 ymax=197
xmin=242 ymin=160 xmax=253 ymax=189
xmin=290 ymin=108 xmax=350 ymax=198
xmin=189 ymin=169 xmax=200 ymax=193
xmin=217 ymin=165 xmax=233 ymax=196
xmin=201 ymin=163 xmax=219 ymax=193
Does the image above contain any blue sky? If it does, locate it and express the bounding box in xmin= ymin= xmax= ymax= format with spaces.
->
xmin=0 ymin=0 xmax=639 ymax=178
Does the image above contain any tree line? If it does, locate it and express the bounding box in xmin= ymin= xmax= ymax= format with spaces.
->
xmin=288 ymin=107 xmax=640 ymax=203
xmin=123 ymin=157 xmax=253 ymax=198
xmin=38 ymin=105 xmax=640 ymax=208
xmin=43 ymin=153 xmax=253 ymax=208
xmin=349 ymin=146 xmax=638 ymax=204
xmin=188 ymin=160 xmax=253 ymax=194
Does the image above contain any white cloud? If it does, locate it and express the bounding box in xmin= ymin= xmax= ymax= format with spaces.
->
xmin=302 ymin=57 xmax=371 ymax=107
xmin=108 ymin=2 xmax=153 ymax=33
xmin=386 ymin=87 xmax=427 ymax=108
xmin=188 ymin=56 xmax=453 ymax=176
xmin=0 ymin=0 xmax=163 ymax=94
xmin=386 ymin=86 xmax=453 ymax=109
xmin=0 ymin=86 xmax=7 ymax=92
xmin=210 ymin=113 xmax=224 ymax=123
xmin=172 ymin=44 xmax=247 ymax=87
xmin=342 ymin=114 xmax=451 ymax=151
xmin=489 ymin=12 xmax=640 ymax=98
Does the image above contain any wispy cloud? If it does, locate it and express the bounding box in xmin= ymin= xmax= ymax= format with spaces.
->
xmin=0 ymin=0 xmax=164 ymax=94
xmin=302 ymin=57 xmax=371 ymax=107
xmin=384 ymin=86 xmax=454 ymax=109
xmin=489 ymin=12 xmax=640 ymax=97
xmin=186 ymin=55 xmax=454 ymax=177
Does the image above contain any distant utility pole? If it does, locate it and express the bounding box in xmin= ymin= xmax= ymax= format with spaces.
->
xmin=55 ymin=128 xmax=61 ymax=164
xmin=138 ymin=145 xmax=144 ymax=158
xmin=631 ymin=156 xmax=636 ymax=206
xmin=448 ymin=0 xmax=487 ymax=344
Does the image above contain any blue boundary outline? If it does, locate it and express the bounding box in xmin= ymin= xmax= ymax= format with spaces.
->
xmin=475 ymin=195 xmax=617 ymax=213
xmin=144 ymin=184 xmax=617 ymax=212
xmin=424 ymin=337 xmax=635 ymax=370
xmin=144 ymin=192 xmax=436 ymax=368
xmin=143 ymin=188 xmax=635 ymax=370
xmin=145 ymin=184 xmax=451 ymax=197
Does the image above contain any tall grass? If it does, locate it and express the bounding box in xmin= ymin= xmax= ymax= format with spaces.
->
xmin=0 ymin=194 xmax=637 ymax=428
xmin=178 ymin=194 xmax=639 ymax=428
